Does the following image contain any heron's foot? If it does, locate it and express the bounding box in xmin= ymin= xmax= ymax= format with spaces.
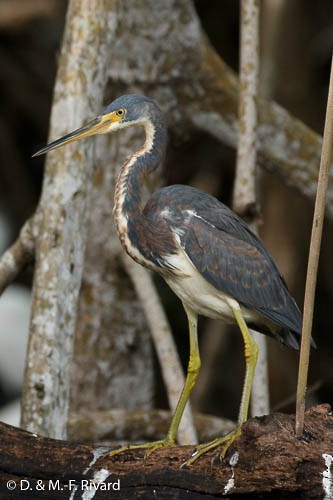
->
xmin=184 ymin=427 xmax=242 ymax=466
xmin=109 ymin=436 xmax=176 ymax=459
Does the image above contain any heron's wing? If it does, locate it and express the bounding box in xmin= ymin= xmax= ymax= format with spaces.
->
xmin=176 ymin=209 xmax=302 ymax=336
xmin=144 ymin=184 xmax=302 ymax=338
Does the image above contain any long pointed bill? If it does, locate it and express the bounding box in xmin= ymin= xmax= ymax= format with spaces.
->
xmin=32 ymin=113 xmax=118 ymax=157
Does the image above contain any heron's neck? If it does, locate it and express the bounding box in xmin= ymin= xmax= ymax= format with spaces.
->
xmin=113 ymin=117 xmax=167 ymax=253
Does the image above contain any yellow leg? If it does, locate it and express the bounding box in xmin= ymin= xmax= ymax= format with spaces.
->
xmin=185 ymin=299 xmax=258 ymax=466
xmin=109 ymin=304 xmax=200 ymax=458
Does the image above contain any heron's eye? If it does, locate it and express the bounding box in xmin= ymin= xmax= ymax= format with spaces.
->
xmin=116 ymin=108 xmax=125 ymax=117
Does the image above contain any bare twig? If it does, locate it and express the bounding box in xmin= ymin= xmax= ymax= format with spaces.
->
xmin=121 ymin=253 xmax=198 ymax=445
xmin=295 ymin=54 xmax=333 ymax=436
xmin=0 ymin=215 xmax=36 ymax=295
xmin=233 ymin=0 xmax=270 ymax=417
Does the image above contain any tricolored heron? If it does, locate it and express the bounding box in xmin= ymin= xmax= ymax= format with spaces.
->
xmin=34 ymin=94 xmax=304 ymax=464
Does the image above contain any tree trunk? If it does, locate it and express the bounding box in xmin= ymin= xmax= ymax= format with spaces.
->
xmin=20 ymin=0 xmax=114 ymax=439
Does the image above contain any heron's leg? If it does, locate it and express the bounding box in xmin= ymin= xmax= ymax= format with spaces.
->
xmin=165 ymin=304 xmax=200 ymax=442
xmin=232 ymin=302 xmax=259 ymax=426
xmin=109 ymin=304 xmax=200 ymax=458
xmin=185 ymin=299 xmax=258 ymax=466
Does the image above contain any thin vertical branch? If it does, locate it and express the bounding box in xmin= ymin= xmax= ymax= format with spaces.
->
xmin=233 ymin=0 xmax=270 ymax=417
xmin=295 ymin=54 xmax=333 ymax=436
xmin=233 ymin=0 xmax=260 ymax=217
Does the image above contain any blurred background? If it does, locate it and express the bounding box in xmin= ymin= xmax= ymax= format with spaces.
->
xmin=0 ymin=0 xmax=332 ymax=427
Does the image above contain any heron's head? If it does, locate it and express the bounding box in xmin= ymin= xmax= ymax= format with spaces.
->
xmin=33 ymin=94 xmax=160 ymax=157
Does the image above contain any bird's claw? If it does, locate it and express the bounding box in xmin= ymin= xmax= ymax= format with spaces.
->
xmin=182 ymin=427 xmax=242 ymax=467
xmin=109 ymin=437 xmax=175 ymax=459
xmin=144 ymin=438 xmax=175 ymax=457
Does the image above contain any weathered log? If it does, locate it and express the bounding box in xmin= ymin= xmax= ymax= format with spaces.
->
xmin=0 ymin=405 xmax=331 ymax=498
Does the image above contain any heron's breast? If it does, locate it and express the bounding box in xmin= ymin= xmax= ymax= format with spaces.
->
xmin=163 ymin=248 xmax=234 ymax=321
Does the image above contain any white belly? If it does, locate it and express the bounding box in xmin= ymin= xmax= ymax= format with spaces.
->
xmin=163 ymin=246 xmax=259 ymax=324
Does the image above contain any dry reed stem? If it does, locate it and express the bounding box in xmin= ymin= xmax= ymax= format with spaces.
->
xmin=295 ymin=54 xmax=333 ymax=435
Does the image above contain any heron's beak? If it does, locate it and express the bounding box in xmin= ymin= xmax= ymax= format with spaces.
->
xmin=32 ymin=112 xmax=121 ymax=157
